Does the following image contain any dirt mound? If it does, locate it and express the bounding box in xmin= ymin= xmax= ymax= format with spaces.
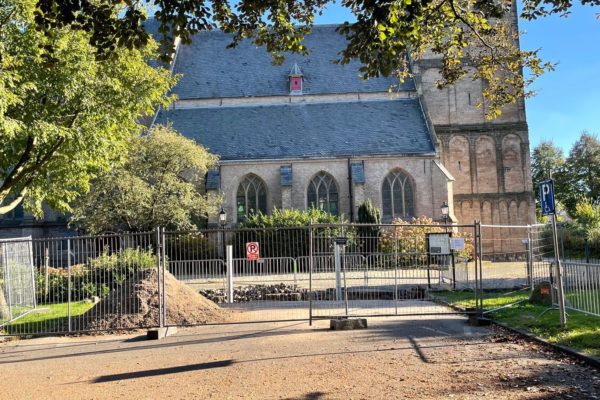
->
xmin=77 ymin=269 xmax=229 ymax=331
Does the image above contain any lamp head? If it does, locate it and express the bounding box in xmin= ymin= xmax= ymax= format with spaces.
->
xmin=441 ymin=202 xmax=449 ymax=217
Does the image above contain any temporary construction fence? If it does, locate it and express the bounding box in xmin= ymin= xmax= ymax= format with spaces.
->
xmin=0 ymin=221 xmax=594 ymax=336
xmin=0 ymin=237 xmax=36 ymax=325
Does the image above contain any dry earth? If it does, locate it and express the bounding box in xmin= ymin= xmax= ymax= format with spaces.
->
xmin=1 ymin=316 xmax=599 ymax=399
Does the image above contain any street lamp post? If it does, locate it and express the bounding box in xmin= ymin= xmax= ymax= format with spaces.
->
xmin=219 ymin=207 xmax=227 ymax=228
xmin=441 ymin=202 xmax=449 ymax=229
xmin=441 ymin=202 xmax=455 ymax=289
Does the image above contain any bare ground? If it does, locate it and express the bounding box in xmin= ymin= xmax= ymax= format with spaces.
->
xmin=1 ymin=316 xmax=600 ymax=399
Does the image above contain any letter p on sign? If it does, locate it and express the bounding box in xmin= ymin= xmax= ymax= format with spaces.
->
xmin=246 ymin=242 xmax=260 ymax=260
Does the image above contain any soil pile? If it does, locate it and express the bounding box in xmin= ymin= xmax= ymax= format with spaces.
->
xmin=77 ymin=269 xmax=229 ymax=331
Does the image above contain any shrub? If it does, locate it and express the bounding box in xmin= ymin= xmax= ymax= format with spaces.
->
xmin=240 ymin=208 xmax=343 ymax=228
xmin=558 ymin=222 xmax=600 ymax=259
xmin=379 ymin=216 xmax=474 ymax=260
xmin=237 ymin=208 xmax=350 ymax=258
xmin=35 ymin=248 xmax=157 ymax=304
xmin=164 ymin=233 xmax=216 ymax=261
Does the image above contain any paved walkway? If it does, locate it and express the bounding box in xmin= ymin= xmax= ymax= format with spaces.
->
xmin=1 ymin=316 xmax=599 ymax=399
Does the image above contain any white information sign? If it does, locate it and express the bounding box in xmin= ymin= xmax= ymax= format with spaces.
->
xmin=450 ymin=237 xmax=465 ymax=251
xmin=428 ymin=233 xmax=451 ymax=255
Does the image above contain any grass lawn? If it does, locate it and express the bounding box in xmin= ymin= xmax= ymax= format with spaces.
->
xmin=433 ymin=289 xmax=600 ymax=358
xmin=2 ymin=301 xmax=95 ymax=335
xmin=431 ymin=289 xmax=530 ymax=310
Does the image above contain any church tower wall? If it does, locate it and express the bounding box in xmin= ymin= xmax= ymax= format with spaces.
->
xmin=414 ymin=0 xmax=536 ymax=235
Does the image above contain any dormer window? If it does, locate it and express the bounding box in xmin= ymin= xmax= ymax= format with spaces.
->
xmin=289 ymin=62 xmax=303 ymax=95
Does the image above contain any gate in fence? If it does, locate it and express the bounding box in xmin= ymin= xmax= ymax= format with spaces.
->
xmin=4 ymin=221 xmax=581 ymax=336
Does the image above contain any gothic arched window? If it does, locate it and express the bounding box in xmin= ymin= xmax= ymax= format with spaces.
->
xmin=236 ymin=175 xmax=267 ymax=222
xmin=382 ymin=170 xmax=415 ymax=222
xmin=307 ymin=172 xmax=339 ymax=215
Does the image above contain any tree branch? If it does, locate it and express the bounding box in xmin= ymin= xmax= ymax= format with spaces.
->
xmin=0 ymin=135 xmax=35 ymax=194
xmin=448 ymin=0 xmax=495 ymax=53
xmin=0 ymin=188 xmax=26 ymax=214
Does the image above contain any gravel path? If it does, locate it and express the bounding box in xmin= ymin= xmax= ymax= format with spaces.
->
xmin=1 ymin=316 xmax=599 ymax=399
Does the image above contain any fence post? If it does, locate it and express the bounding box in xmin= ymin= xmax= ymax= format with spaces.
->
xmin=526 ymin=226 xmax=533 ymax=291
xmin=44 ymin=245 xmax=49 ymax=299
xmin=551 ymin=213 xmax=567 ymax=327
xmin=161 ymin=227 xmax=167 ymax=327
xmin=334 ymin=242 xmax=342 ymax=302
xmin=478 ymin=222 xmax=484 ymax=312
xmin=394 ymin=227 xmax=398 ymax=316
xmin=474 ymin=221 xmax=482 ymax=315
xmin=67 ymin=238 xmax=72 ymax=333
xmin=2 ymin=243 xmax=13 ymax=320
xmin=156 ymin=227 xmax=163 ymax=328
xmin=29 ymin=240 xmax=36 ymax=309
xmin=226 ymin=245 xmax=234 ymax=304
xmin=309 ymin=219 xmax=313 ymax=326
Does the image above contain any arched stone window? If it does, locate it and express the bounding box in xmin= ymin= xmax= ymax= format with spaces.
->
xmin=382 ymin=170 xmax=415 ymax=222
xmin=236 ymin=174 xmax=267 ymax=222
xmin=307 ymin=172 xmax=339 ymax=215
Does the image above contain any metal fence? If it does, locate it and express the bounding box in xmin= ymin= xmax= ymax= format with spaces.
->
xmin=0 ymin=223 xmax=481 ymax=335
xmin=563 ymin=262 xmax=600 ymax=317
xmin=1 ymin=221 xmax=596 ymax=336
xmin=1 ymin=232 xmax=160 ymax=335
xmin=0 ymin=237 xmax=36 ymax=325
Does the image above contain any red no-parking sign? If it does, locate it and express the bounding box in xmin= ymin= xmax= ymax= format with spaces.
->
xmin=246 ymin=242 xmax=260 ymax=260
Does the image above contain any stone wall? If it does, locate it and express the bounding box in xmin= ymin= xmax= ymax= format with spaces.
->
xmin=216 ymin=156 xmax=454 ymax=225
xmin=414 ymin=0 xmax=536 ymax=232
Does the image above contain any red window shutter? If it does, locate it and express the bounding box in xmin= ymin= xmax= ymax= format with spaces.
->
xmin=291 ymin=77 xmax=302 ymax=91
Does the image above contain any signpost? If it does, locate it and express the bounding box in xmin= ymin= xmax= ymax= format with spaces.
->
xmin=540 ymin=180 xmax=556 ymax=216
xmin=246 ymin=242 xmax=260 ymax=261
xmin=539 ymin=179 xmax=566 ymax=327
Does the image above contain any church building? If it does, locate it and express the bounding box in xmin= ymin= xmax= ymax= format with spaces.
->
xmin=156 ymin=21 xmax=535 ymax=228
xmin=0 ymin=5 xmax=535 ymax=237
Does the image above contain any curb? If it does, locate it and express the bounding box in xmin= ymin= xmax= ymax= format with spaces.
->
xmin=491 ymin=321 xmax=600 ymax=370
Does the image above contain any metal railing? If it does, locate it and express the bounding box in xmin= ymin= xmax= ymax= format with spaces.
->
xmin=11 ymin=221 xmax=594 ymax=335
xmin=563 ymin=262 xmax=600 ymax=317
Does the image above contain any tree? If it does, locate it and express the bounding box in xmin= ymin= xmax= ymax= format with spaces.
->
xmin=572 ymin=197 xmax=600 ymax=237
xmin=0 ymin=0 xmax=175 ymax=216
xmin=531 ymin=140 xmax=566 ymax=213
xmin=357 ymin=199 xmax=381 ymax=254
xmin=69 ymin=125 xmax=220 ymax=234
xmin=31 ymin=0 xmax=579 ymax=118
xmin=562 ymin=132 xmax=600 ymax=214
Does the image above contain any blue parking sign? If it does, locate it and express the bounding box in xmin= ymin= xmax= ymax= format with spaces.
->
xmin=539 ymin=180 xmax=555 ymax=215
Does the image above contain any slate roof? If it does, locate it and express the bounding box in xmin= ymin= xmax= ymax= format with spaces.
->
xmin=156 ymin=99 xmax=435 ymax=161
xmin=172 ymin=25 xmax=415 ymax=99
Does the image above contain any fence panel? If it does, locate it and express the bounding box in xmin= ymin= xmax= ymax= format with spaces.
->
xmin=0 ymin=237 xmax=35 ymax=326
xmin=563 ymin=262 xmax=600 ymax=317
xmin=309 ymin=223 xmax=477 ymax=319
xmin=1 ymin=232 xmax=160 ymax=335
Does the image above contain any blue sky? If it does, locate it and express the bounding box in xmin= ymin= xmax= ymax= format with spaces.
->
xmin=313 ymin=2 xmax=600 ymax=155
